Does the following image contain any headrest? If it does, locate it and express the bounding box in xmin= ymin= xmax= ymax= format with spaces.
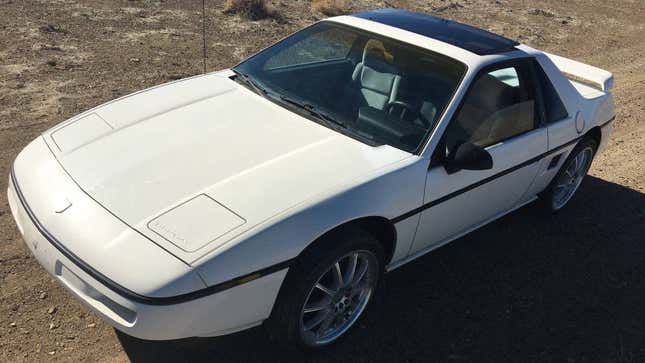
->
xmin=468 ymin=74 xmax=509 ymax=110
xmin=362 ymin=39 xmax=398 ymax=74
xmin=362 ymin=39 xmax=395 ymax=64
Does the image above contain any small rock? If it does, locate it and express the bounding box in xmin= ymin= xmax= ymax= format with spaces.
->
xmin=9 ymin=322 xmax=17 ymax=327
xmin=42 ymin=45 xmax=64 ymax=52
xmin=47 ymin=306 xmax=57 ymax=314
xmin=46 ymin=60 xmax=57 ymax=67
xmin=87 ymin=323 xmax=96 ymax=328
xmin=39 ymin=292 xmax=48 ymax=299
xmin=48 ymin=351 xmax=56 ymax=356
xmin=129 ymin=57 xmax=141 ymax=63
xmin=39 ymin=24 xmax=67 ymax=34
xmin=529 ymin=8 xmax=555 ymax=17
xmin=49 ymin=322 xmax=57 ymax=330
xmin=435 ymin=3 xmax=463 ymax=12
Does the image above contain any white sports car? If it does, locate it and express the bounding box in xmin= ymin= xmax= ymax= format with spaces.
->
xmin=8 ymin=9 xmax=614 ymax=348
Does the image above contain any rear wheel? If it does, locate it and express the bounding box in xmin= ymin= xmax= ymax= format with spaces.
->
xmin=541 ymin=138 xmax=597 ymax=212
xmin=266 ymin=227 xmax=383 ymax=349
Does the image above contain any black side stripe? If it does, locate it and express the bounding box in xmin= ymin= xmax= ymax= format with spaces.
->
xmin=11 ymin=117 xmax=614 ymax=304
xmin=10 ymin=165 xmax=294 ymax=306
xmin=391 ymin=129 xmax=602 ymax=224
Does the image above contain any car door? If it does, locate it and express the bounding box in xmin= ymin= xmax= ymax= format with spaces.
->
xmin=408 ymin=59 xmax=548 ymax=255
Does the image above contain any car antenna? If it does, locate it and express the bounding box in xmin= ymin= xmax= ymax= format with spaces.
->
xmin=201 ymin=0 xmax=207 ymax=74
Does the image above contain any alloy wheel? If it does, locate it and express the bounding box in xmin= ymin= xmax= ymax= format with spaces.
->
xmin=299 ymin=250 xmax=377 ymax=346
xmin=552 ymin=146 xmax=593 ymax=210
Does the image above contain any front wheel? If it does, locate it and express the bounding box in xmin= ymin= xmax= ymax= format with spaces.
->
xmin=266 ymin=228 xmax=383 ymax=349
xmin=541 ymin=137 xmax=597 ymax=212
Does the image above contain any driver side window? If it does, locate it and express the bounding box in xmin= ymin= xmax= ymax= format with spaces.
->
xmin=443 ymin=62 xmax=537 ymax=153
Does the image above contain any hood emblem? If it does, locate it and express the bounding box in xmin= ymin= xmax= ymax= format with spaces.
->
xmin=53 ymin=196 xmax=72 ymax=214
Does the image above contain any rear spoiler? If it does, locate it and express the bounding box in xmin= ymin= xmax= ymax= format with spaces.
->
xmin=544 ymin=52 xmax=614 ymax=92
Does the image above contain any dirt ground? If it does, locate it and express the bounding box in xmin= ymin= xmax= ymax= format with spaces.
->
xmin=1 ymin=0 xmax=643 ymax=362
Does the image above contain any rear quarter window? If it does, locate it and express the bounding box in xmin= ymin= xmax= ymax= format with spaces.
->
xmin=533 ymin=60 xmax=569 ymax=123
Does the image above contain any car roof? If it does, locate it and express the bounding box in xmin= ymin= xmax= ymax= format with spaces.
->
xmin=352 ymin=9 xmax=519 ymax=56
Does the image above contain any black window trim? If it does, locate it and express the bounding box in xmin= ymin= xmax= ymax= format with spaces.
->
xmin=528 ymin=58 xmax=570 ymax=125
xmin=527 ymin=58 xmax=549 ymax=127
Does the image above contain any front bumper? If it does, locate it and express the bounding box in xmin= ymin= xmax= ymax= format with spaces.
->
xmin=7 ymin=141 xmax=287 ymax=340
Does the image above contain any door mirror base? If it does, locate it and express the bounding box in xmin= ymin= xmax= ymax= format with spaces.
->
xmin=444 ymin=142 xmax=493 ymax=174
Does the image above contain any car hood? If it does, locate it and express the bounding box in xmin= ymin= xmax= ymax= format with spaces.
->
xmin=44 ymin=71 xmax=411 ymax=263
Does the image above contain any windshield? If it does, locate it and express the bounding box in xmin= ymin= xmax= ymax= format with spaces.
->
xmin=233 ymin=22 xmax=467 ymax=153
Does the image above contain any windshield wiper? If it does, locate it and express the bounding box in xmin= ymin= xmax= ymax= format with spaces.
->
xmin=232 ymin=71 xmax=347 ymax=130
xmin=278 ymin=95 xmax=347 ymax=129
xmin=232 ymin=69 xmax=269 ymax=96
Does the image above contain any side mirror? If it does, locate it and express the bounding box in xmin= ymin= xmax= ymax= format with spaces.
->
xmin=444 ymin=142 xmax=493 ymax=174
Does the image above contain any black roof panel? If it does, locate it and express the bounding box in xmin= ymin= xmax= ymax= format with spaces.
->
xmin=352 ymin=9 xmax=519 ymax=55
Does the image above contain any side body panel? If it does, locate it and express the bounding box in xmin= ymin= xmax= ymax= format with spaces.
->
xmin=523 ymin=49 xmax=615 ymax=195
xmin=196 ymin=157 xmax=428 ymax=285
xmin=411 ymin=128 xmax=547 ymax=254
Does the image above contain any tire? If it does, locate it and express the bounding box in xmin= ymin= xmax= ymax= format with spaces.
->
xmin=540 ymin=137 xmax=598 ymax=212
xmin=265 ymin=226 xmax=384 ymax=350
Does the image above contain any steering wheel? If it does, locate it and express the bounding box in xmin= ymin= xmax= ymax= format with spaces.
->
xmin=386 ymin=101 xmax=417 ymax=122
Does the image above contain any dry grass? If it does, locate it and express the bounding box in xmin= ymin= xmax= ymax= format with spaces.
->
xmin=311 ymin=0 xmax=348 ymax=16
xmin=223 ymin=0 xmax=276 ymax=20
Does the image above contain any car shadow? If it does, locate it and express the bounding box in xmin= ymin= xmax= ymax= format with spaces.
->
xmin=116 ymin=176 xmax=645 ymax=362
